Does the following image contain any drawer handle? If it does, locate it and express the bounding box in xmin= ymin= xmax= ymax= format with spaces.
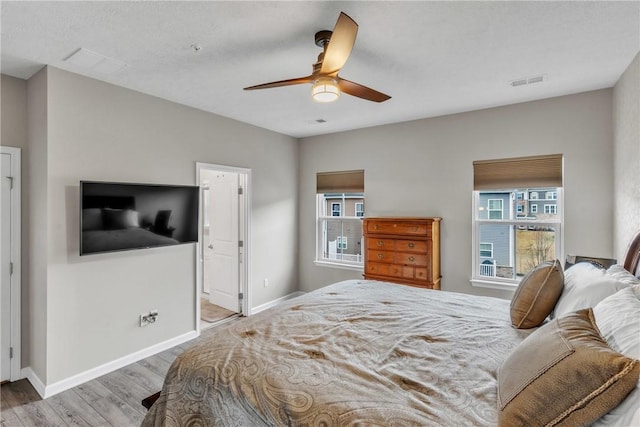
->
xmin=377 ymin=240 xmax=384 ymax=246
xmin=407 ymin=242 xmax=415 ymax=248
xmin=408 ymin=256 xmax=415 ymax=262
xmin=373 ymin=224 xmax=379 ymax=230
xmin=377 ymin=254 xmax=384 ymax=259
xmin=412 ymin=226 xmax=418 ymax=231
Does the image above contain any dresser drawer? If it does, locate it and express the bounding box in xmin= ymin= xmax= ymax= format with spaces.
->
xmin=396 ymin=252 xmax=428 ymax=267
xmin=402 ymin=266 xmax=430 ymax=281
xmin=367 ymin=249 xmax=394 ymax=263
xmin=366 ymin=262 xmax=389 ymax=276
xmin=395 ymin=240 xmax=427 ymax=253
xmin=366 ymin=220 xmax=430 ymax=236
xmin=366 ymin=238 xmax=394 ymax=251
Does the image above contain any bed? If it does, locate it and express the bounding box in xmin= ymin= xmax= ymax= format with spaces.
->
xmin=81 ymin=196 xmax=179 ymax=254
xmin=141 ymin=232 xmax=640 ymax=426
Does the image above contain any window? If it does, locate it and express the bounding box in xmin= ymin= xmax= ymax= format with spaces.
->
xmin=473 ymin=154 xmax=563 ymax=289
xmin=488 ymin=199 xmax=503 ymax=219
xmin=316 ymin=170 xmax=365 ymax=269
xmin=479 ymin=243 xmax=493 ymax=258
xmin=337 ymin=236 xmax=347 ymax=250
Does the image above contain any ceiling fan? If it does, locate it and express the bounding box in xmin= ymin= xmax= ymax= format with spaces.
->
xmin=243 ymin=12 xmax=391 ymax=103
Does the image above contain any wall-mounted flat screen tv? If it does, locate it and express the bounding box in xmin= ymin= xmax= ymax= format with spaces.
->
xmin=80 ymin=181 xmax=199 ymax=255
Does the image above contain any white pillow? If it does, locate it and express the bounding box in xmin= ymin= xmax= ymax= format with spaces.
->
xmin=593 ymin=285 xmax=640 ymax=359
xmin=553 ymin=263 xmax=629 ymax=318
xmin=606 ymin=264 xmax=640 ymax=286
xmin=592 ymin=285 xmax=640 ymax=427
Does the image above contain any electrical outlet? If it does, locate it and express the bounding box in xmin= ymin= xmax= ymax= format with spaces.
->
xmin=140 ymin=314 xmax=150 ymax=327
xmin=140 ymin=310 xmax=159 ymax=327
xmin=263 ymin=278 xmax=269 ymax=287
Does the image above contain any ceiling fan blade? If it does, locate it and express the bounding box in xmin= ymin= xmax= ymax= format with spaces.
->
xmin=320 ymin=12 xmax=358 ymax=75
xmin=338 ymin=78 xmax=391 ymax=103
xmin=244 ymin=76 xmax=313 ymax=91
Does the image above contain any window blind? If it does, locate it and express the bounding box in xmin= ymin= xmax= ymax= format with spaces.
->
xmin=473 ymin=154 xmax=563 ymax=190
xmin=316 ymin=170 xmax=364 ymax=193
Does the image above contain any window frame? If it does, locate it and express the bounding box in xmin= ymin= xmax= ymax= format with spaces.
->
xmin=315 ymin=193 xmax=364 ymax=271
xmin=544 ymin=204 xmax=557 ymax=214
xmin=471 ymin=188 xmax=563 ymax=290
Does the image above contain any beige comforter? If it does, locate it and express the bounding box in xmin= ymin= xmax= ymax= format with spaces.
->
xmin=142 ymin=280 xmax=532 ymax=426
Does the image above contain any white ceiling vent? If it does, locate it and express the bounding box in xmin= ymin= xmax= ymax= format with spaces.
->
xmin=64 ymin=48 xmax=127 ymax=74
xmin=510 ymin=75 xmax=545 ymax=87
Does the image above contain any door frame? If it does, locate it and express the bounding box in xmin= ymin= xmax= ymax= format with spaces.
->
xmin=195 ymin=162 xmax=251 ymax=332
xmin=1 ymin=146 xmax=21 ymax=381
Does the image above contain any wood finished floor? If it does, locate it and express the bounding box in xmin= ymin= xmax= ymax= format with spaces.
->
xmin=1 ymin=318 xmax=239 ymax=427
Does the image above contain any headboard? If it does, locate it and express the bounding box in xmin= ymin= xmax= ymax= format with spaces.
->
xmin=623 ymin=231 xmax=640 ymax=278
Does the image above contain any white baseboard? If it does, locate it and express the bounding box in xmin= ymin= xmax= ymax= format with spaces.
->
xmin=22 ymin=330 xmax=198 ymax=399
xmin=250 ymin=291 xmax=305 ymax=315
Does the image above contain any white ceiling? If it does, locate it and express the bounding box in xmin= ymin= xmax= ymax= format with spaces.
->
xmin=2 ymin=1 xmax=639 ymax=138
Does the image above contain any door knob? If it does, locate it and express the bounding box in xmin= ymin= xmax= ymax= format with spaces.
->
xmin=208 ymin=244 xmax=213 ymax=249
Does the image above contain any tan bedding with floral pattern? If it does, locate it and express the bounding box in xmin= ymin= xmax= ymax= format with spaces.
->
xmin=142 ymin=280 xmax=533 ymax=426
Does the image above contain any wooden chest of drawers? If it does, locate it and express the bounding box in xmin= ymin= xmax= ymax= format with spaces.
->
xmin=363 ymin=217 xmax=441 ymax=289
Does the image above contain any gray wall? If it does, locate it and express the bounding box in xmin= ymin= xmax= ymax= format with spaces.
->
xmin=1 ymin=74 xmax=31 ymax=369
xmin=613 ymin=52 xmax=640 ymax=261
xmin=27 ymin=67 xmax=299 ymax=384
xmin=298 ymin=89 xmax=615 ymax=299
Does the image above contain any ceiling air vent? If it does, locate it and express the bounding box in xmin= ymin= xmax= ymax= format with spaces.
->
xmin=510 ymin=75 xmax=545 ymax=87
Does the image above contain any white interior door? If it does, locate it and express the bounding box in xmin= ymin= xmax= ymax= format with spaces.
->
xmin=207 ymin=171 xmax=239 ymax=312
xmin=1 ymin=153 xmax=12 ymax=382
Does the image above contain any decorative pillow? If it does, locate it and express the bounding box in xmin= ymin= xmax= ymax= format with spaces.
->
xmin=82 ymin=208 xmax=103 ymax=231
xmin=510 ymin=259 xmax=564 ymax=329
xmin=553 ymin=263 xmax=630 ymax=318
xmin=497 ymin=308 xmax=640 ymax=427
xmin=102 ymin=208 xmax=139 ymax=230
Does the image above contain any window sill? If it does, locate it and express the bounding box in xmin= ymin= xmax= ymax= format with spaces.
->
xmin=470 ymin=278 xmax=518 ymax=292
xmin=314 ymin=260 xmax=364 ymax=272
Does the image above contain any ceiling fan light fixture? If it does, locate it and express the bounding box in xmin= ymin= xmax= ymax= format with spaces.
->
xmin=311 ymin=77 xmax=340 ymax=103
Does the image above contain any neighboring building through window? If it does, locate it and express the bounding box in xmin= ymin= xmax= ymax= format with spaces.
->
xmin=472 ymin=154 xmax=563 ymax=288
xmin=316 ymin=168 xmax=365 ymax=269
xmin=317 ymin=193 xmax=364 ymax=267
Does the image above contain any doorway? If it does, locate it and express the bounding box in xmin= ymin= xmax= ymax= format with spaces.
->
xmin=1 ymin=146 xmax=21 ymax=383
xmin=196 ymin=163 xmax=250 ymax=330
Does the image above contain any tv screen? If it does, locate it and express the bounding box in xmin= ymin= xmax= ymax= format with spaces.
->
xmin=80 ymin=181 xmax=199 ymax=255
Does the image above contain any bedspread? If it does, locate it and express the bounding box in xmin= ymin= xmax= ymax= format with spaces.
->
xmin=142 ymin=280 xmax=533 ymax=426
